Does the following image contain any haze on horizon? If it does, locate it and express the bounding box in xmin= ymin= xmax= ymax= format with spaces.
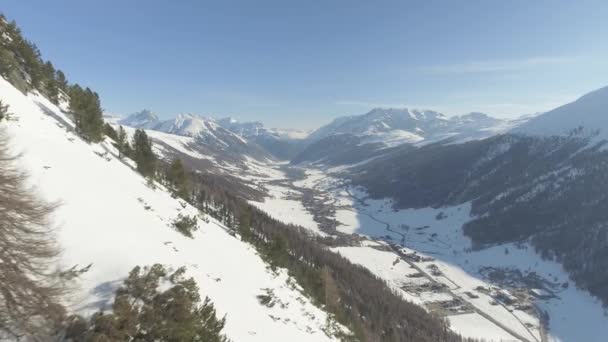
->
xmin=3 ymin=0 xmax=608 ymax=130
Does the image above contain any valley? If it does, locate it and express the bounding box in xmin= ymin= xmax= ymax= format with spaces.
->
xmin=239 ymin=160 xmax=608 ymax=342
xmin=2 ymin=4 xmax=607 ymax=341
xmin=121 ymin=101 xmax=608 ymax=341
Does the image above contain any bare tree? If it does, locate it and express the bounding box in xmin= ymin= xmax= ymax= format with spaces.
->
xmin=0 ymin=130 xmax=65 ymax=340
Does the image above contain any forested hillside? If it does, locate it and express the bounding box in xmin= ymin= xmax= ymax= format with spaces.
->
xmin=349 ymin=132 xmax=608 ymax=305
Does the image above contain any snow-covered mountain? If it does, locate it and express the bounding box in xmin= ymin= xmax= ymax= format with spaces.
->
xmin=218 ymin=117 xmax=309 ymax=140
xmin=514 ymin=85 xmax=608 ymax=139
xmin=216 ymin=117 xmax=309 ymax=160
xmin=308 ymin=108 xmax=448 ymax=142
xmin=118 ymin=109 xmax=159 ymax=129
xmin=293 ymin=108 xmax=526 ymax=165
xmin=119 ymin=112 xmax=273 ymax=162
xmin=309 ymin=108 xmax=520 ymax=145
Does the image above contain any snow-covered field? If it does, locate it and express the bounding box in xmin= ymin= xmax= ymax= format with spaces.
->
xmin=0 ymin=77 xmax=347 ymax=342
xmin=248 ymin=183 xmax=323 ymax=234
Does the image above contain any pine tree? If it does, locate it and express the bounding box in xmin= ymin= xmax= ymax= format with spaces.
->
xmin=42 ymin=61 xmax=59 ymax=104
xmin=55 ymin=69 xmax=68 ymax=92
xmin=132 ymin=129 xmax=155 ymax=177
xmin=68 ymin=85 xmax=104 ymax=142
xmin=167 ymin=158 xmax=188 ymax=198
xmin=65 ymin=265 xmax=229 ymax=342
xmin=116 ymin=125 xmax=129 ymax=159
xmin=0 ymin=100 xmax=9 ymax=122
xmin=104 ymin=123 xmax=118 ymax=141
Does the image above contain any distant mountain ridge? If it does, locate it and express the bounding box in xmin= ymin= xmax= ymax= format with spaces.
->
xmin=120 ymin=111 xmax=309 ymax=160
xmin=120 ymin=107 xmax=530 ymax=165
xmin=119 ymin=111 xmax=273 ymax=162
xmin=292 ymin=108 xmax=527 ymax=165
xmin=308 ymin=108 xmax=514 ymax=143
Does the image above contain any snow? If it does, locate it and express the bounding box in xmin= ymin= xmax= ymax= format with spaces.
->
xmin=514 ymin=85 xmax=608 ymax=141
xmin=448 ymin=313 xmax=519 ymax=341
xmin=308 ymin=107 xmax=529 ymax=149
xmin=360 ymin=129 xmax=424 ymax=147
xmin=119 ymin=125 xmax=212 ymax=161
xmin=0 ymin=77 xmax=346 ymax=342
xmin=249 ymin=184 xmax=323 ymax=235
xmin=269 ymin=127 xmax=310 ymax=140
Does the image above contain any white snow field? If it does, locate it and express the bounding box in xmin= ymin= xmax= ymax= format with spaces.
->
xmin=248 ymin=183 xmax=323 ymax=234
xmin=0 ymin=77 xmax=347 ymax=342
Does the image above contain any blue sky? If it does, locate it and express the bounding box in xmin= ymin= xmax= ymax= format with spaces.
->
xmin=3 ymin=0 xmax=608 ymax=129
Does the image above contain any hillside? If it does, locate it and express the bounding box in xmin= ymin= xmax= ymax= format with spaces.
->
xmin=343 ymin=89 xmax=608 ymax=309
xmin=514 ymin=85 xmax=608 ymax=139
xmin=0 ymin=77 xmax=347 ymax=342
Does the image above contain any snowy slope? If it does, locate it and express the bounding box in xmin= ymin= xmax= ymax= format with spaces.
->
xmin=0 ymin=77 xmax=346 ymax=342
xmin=514 ymin=85 xmax=608 ymax=139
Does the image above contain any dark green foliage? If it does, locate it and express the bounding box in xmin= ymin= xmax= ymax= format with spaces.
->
xmin=116 ymin=125 xmax=131 ymax=159
xmin=166 ymin=158 xmax=189 ymax=198
xmin=1 ymin=13 xmax=108 ymax=142
xmin=68 ymin=85 xmax=105 ymax=142
xmin=132 ymin=129 xmax=155 ymax=177
xmin=0 ymin=14 xmax=69 ymax=96
xmin=65 ymin=264 xmax=229 ymax=342
xmin=0 ymin=100 xmax=9 ymax=121
xmin=55 ymin=69 xmax=68 ymax=92
xmin=42 ymin=61 xmax=59 ymax=104
xmin=104 ymin=123 xmax=118 ymax=141
xmin=172 ymin=214 xmax=198 ymax=238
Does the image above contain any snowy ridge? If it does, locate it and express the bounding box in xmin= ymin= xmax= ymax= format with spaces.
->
xmin=0 ymin=77 xmax=346 ymax=342
xmin=514 ymin=85 xmax=608 ymax=140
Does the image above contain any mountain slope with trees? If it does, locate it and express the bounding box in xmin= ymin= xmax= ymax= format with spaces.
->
xmin=346 ymin=90 xmax=608 ymax=305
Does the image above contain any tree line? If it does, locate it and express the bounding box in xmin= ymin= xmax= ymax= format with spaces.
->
xmin=1 ymin=13 xmax=104 ymax=142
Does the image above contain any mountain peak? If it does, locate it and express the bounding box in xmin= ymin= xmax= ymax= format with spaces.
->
xmin=119 ymin=109 xmax=160 ymax=129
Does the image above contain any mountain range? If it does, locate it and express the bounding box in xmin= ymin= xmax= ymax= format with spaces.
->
xmin=118 ymin=107 xmax=529 ymax=164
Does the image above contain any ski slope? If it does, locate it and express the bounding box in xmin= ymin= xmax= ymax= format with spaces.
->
xmin=0 ymin=77 xmax=346 ymax=342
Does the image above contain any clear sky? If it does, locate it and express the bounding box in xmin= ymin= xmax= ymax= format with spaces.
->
xmin=3 ymin=0 xmax=608 ymax=129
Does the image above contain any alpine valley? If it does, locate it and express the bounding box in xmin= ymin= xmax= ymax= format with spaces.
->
xmin=1 ymin=7 xmax=608 ymax=342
